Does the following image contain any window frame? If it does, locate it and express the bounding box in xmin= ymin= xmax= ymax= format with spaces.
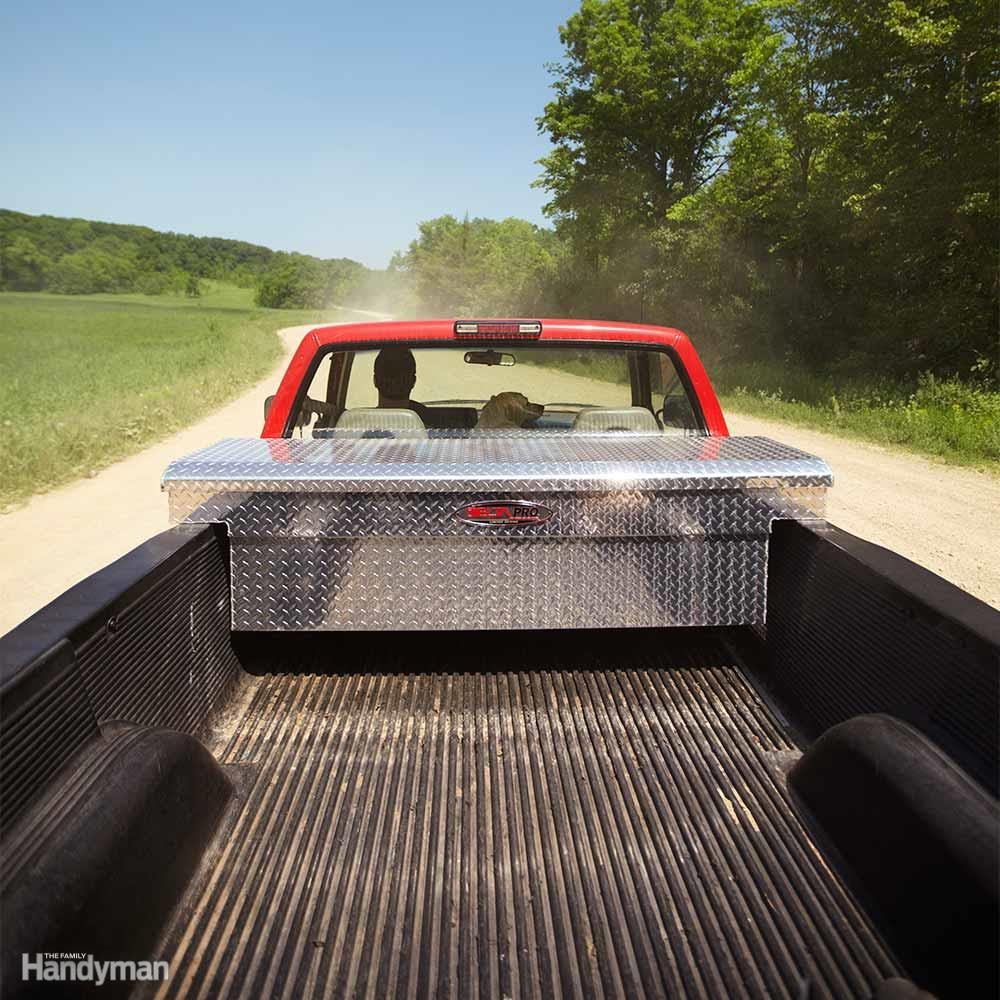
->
xmin=285 ymin=340 xmax=708 ymax=437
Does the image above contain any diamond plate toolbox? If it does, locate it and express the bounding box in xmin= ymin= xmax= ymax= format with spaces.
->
xmin=162 ymin=435 xmax=831 ymax=631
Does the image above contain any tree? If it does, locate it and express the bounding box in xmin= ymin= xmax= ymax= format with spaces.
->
xmin=255 ymin=259 xmax=314 ymax=308
xmin=0 ymin=209 xmax=288 ymax=297
xmin=396 ymin=215 xmax=559 ymax=316
xmin=47 ymin=246 xmax=136 ymax=294
xmin=254 ymin=255 xmax=368 ymax=309
xmin=816 ymin=0 xmax=999 ymax=376
xmin=533 ymin=0 xmax=999 ymax=380
xmin=0 ymin=236 xmax=51 ymax=290
xmin=537 ymin=0 xmax=769 ymax=228
xmin=535 ymin=0 xmax=771 ymax=323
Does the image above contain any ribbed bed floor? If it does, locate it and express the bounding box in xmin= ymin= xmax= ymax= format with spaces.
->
xmin=145 ymin=633 xmax=898 ymax=999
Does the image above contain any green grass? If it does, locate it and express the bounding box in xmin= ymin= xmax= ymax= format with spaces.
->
xmin=714 ymin=362 xmax=1000 ymax=471
xmin=0 ymin=288 xmax=343 ymax=508
xmin=69 ymin=280 xmax=261 ymax=312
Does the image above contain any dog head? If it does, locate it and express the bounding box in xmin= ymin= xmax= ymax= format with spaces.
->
xmin=476 ymin=392 xmax=545 ymax=429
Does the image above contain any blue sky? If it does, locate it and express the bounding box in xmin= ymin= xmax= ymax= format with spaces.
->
xmin=1 ymin=1 xmax=578 ymax=267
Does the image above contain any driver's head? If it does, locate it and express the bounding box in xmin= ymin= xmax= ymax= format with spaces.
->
xmin=373 ymin=347 xmax=417 ymax=400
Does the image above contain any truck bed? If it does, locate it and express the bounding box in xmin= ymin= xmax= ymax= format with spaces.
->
xmin=4 ymin=522 xmax=996 ymax=998
xmin=143 ymin=630 xmax=896 ymax=1000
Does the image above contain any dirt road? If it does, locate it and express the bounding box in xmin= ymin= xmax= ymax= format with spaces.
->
xmin=1 ymin=330 xmax=996 ymax=635
xmin=725 ymin=411 xmax=999 ymax=607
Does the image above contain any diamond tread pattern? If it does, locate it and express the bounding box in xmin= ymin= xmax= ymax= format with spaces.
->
xmin=163 ymin=434 xmax=833 ymax=506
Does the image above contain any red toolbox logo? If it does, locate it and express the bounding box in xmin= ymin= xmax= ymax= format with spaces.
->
xmin=456 ymin=501 xmax=553 ymax=526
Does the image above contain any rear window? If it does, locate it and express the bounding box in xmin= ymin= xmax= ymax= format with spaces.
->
xmin=292 ymin=345 xmax=700 ymax=436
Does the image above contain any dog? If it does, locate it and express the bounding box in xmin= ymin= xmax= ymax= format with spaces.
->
xmin=476 ymin=392 xmax=545 ymax=429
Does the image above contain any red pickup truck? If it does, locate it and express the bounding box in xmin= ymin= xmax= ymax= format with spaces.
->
xmin=1 ymin=319 xmax=997 ymax=999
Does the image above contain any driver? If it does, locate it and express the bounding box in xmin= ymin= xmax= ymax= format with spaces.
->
xmin=373 ymin=347 xmax=431 ymax=422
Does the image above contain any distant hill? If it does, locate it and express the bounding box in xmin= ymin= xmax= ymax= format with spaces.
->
xmin=0 ymin=209 xmax=367 ymax=308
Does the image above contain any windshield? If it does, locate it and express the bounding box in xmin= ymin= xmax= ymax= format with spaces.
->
xmin=292 ymin=345 xmax=701 ymax=436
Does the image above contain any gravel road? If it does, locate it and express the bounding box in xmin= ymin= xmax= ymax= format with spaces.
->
xmin=725 ymin=411 xmax=999 ymax=607
xmin=1 ymin=324 xmax=996 ymax=635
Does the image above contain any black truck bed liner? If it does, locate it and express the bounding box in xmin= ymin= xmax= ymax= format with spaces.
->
xmin=144 ymin=631 xmax=897 ymax=999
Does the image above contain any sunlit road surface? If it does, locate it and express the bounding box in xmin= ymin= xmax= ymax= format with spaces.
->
xmin=1 ymin=323 xmax=996 ymax=634
xmin=725 ymin=409 xmax=999 ymax=609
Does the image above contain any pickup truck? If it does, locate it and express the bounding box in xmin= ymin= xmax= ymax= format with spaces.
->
xmin=1 ymin=319 xmax=997 ymax=999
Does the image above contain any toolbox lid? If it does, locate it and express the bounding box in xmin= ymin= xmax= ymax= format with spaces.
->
xmin=162 ymin=434 xmax=832 ymax=497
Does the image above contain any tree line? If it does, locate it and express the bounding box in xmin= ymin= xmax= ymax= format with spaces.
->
xmin=0 ymin=210 xmax=368 ymax=308
xmin=5 ymin=0 xmax=994 ymax=385
xmin=393 ymin=0 xmax=997 ymax=384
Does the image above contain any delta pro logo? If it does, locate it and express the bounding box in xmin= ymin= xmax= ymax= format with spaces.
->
xmin=456 ymin=500 xmax=553 ymax=526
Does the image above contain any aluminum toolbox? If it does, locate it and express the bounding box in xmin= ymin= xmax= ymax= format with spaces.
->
xmin=162 ymin=435 xmax=831 ymax=631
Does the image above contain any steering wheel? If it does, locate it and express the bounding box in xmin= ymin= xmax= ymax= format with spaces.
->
xmin=660 ymin=395 xmax=693 ymax=430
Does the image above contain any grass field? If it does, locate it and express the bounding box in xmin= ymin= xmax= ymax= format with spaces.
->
xmin=714 ymin=362 xmax=1000 ymax=471
xmin=0 ymin=286 xmax=340 ymax=509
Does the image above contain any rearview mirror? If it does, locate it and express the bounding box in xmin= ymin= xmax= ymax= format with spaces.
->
xmin=464 ymin=350 xmax=515 ymax=367
xmin=264 ymin=394 xmax=275 ymax=419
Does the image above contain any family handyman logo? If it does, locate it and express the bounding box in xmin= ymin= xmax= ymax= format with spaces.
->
xmin=22 ymin=953 xmax=169 ymax=985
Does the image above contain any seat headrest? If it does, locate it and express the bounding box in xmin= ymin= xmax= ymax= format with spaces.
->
xmin=334 ymin=407 xmax=427 ymax=436
xmin=572 ymin=406 xmax=660 ymax=433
